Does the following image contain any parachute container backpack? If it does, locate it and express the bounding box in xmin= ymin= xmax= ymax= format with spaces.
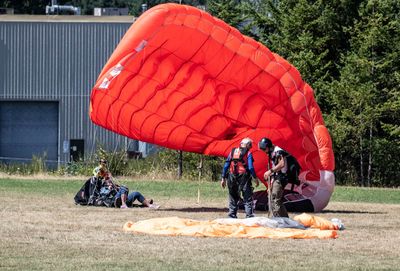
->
xmin=90 ymin=4 xmax=335 ymax=212
xmin=230 ymin=147 xmax=249 ymax=175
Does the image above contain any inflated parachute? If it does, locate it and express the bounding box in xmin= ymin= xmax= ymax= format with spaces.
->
xmin=90 ymin=4 xmax=335 ymax=212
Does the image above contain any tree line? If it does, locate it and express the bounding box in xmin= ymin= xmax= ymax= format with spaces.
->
xmin=1 ymin=0 xmax=399 ymax=187
xmin=207 ymin=0 xmax=400 ymax=187
xmin=211 ymin=0 xmax=400 ymax=187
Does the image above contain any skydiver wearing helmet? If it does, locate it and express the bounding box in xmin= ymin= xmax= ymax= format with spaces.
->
xmin=93 ymin=158 xmax=112 ymax=181
xmin=259 ymin=138 xmax=300 ymax=217
xmin=221 ymin=137 xmax=260 ymax=218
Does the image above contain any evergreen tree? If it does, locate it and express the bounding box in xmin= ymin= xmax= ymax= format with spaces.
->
xmin=0 ymin=0 xmax=48 ymax=14
xmin=207 ymin=0 xmax=247 ymax=30
xmin=327 ymin=0 xmax=400 ymax=186
xmin=243 ymin=0 xmax=360 ymax=111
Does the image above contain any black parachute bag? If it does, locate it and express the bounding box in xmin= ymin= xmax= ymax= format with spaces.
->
xmin=74 ymin=178 xmax=91 ymax=205
xmin=238 ymin=190 xmax=269 ymax=211
xmin=74 ymin=177 xmax=102 ymax=205
xmin=286 ymin=155 xmax=301 ymax=186
xmin=252 ymin=190 xmax=269 ymax=211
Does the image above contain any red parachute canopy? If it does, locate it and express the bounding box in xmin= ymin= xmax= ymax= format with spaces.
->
xmin=90 ymin=4 xmax=335 ymax=211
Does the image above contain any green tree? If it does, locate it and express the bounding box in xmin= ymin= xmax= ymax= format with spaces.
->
xmin=205 ymin=0 xmax=399 ymax=186
xmin=327 ymin=0 xmax=400 ymax=186
xmin=243 ymin=0 xmax=360 ymax=110
xmin=0 ymin=0 xmax=48 ymax=14
xmin=207 ymin=0 xmax=245 ymax=29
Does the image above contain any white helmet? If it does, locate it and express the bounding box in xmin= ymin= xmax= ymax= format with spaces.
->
xmin=240 ymin=137 xmax=253 ymax=149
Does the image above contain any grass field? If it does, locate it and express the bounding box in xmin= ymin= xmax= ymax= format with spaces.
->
xmin=1 ymin=177 xmax=400 ymax=271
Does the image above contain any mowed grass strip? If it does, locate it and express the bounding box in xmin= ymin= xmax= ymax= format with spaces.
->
xmin=331 ymin=186 xmax=400 ymax=204
xmin=0 ymin=177 xmax=400 ymax=271
xmin=0 ymin=177 xmax=228 ymax=201
xmin=1 ymin=177 xmax=399 ymax=203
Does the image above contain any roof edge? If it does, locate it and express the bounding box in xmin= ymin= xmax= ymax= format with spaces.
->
xmin=0 ymin=15 xmax=136 ymax=23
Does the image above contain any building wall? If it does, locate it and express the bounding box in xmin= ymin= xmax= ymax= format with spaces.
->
xmin=0 ymin=17 xmax=151 ymax=165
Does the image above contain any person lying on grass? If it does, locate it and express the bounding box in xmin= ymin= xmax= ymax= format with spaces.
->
xmin=74 ymin=159 xmax=159 ymax=209
xmin=113 ymin=184 xmax=160 ymax=209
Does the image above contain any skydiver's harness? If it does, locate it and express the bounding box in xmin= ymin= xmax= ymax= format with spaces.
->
xmin=88 ymin=177 xmax=128 ymax=207
xmin=229 ymin=147 xmax=250 ymax=175
xmin=228 ymin=147 xmax=252 ymax=190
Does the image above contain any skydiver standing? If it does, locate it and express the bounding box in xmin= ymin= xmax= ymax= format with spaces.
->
xmin=259 ymin=138 xmax=300 ymax=217
xmin=221 ymin=138 xmax=259 ymax=218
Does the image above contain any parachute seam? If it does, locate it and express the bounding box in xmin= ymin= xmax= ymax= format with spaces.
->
xmin=148 ymin=31 xmax=213 ymax=143
xmin=151 ymin=15 xmax=292 ymax=143
xmin=139 ymin=13 xmax=244 ymax=146
xmin=165 ymin=124 xmax=188 ymax=150
xmin=107 ymin=40 xmax=169 ymax=137
xmin=267 ymin=60 xmax=319 ymax=171
xmin=276 ymin=62 xmax=319 ymax=174
xmin=215 ymin=127 xmax=256 ymax=155
xmin=212 ymin=28 xmax=239 ymax=80
xmin=124 ymin=42 xmax=173 ymax=136
xmin=138 ymin=23 xmax=214 ymax=147
xmin=166 ymin=21 xmax=239 ymax=131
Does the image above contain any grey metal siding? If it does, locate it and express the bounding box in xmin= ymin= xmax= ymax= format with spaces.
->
xmin=0 ymin=21 xmax=129 ymax=96
xmin=0 ymin=19 xmax=143 ymax=165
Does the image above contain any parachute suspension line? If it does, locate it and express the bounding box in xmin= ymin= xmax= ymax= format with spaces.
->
xmin=197 ymin=156 xmax=203 ymax=204
xmin=88 ymin=125 xmax=99 ymax=162
xmin=177 ymin=151 xmax=183 ymax=179
xmin=112 ymin=138 xmax=125 ymax=174
xmin=267 ymin=156 xmax=272 ymax=218
xmin=274 ymin=59 xmax=316 ymax=163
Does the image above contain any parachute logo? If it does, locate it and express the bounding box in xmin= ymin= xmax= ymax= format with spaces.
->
xmin=135 ymin=40 xmax=148 ymax=52
xmin=90 ymin=4 xmax=335 ymax=212
xmin=98 ymin=64 xmax=124 ymax=90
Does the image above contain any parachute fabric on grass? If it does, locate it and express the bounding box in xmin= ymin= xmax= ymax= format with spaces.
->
xmin=90 ymin=4 xmax=335 ymax=212
xmin=123 ymin=216 xmax=339 ymax=239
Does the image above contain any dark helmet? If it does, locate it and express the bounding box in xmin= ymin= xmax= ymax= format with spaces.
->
xmin=258 ymin=137 xmax=273 ymax=151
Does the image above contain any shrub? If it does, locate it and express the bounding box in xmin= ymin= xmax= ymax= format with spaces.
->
xmin=0 ymin=153 xmax=50 ymax=175
xmin=0 ymin=146 xmax=224 ymax=182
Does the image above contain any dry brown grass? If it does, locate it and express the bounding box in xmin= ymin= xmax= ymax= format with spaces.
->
xmin=1 ymin=190 xmax=400 ymax=271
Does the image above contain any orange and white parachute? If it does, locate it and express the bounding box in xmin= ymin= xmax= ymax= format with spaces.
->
xmin=90 ymin=4 xmax=335 ymax=212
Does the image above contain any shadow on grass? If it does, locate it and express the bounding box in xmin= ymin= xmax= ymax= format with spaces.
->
xmin=158 ymin=207 xmax=227 ymax=213
xmin=321 ymin=209 xmax=385 ymax=214
xmin=159 ymin=207 xmax=386 ymax=215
